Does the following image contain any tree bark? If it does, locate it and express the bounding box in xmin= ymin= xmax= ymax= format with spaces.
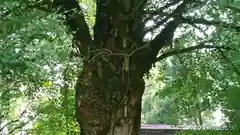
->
xmin=75 ymin=60 xmax=145 ymax=135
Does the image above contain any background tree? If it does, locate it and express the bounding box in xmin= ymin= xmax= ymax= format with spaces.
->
xmin=0 ymin=0 xmax=80 ymax=134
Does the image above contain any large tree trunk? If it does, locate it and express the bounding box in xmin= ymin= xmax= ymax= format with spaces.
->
xmin=71 ymin=0 xmax=153 ymax=133
xmin=50 ymin=0 xmax=187 ymax=134
xmin=75 ymin=59 xmax=146 ymax=135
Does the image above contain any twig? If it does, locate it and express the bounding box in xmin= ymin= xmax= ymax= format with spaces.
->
xmin=128 ymin=42 xmax=151 ymax=56
xmin=0 ymin=102 xmax=30 ymax=132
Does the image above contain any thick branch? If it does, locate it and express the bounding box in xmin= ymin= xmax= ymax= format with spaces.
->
xmin=143 ymin=0 xmax=182 ymax=24
xmin=149 ymin=20 xmax=179 ymax=54
xmin=143 ymin=0 xmax=196 ymax=35
xmin=52 ymin=0 xmax=92 ymax=56
xmin=132 ymin=20 xmax=180 ymax=76
xmin=133 ymin=1 xmax=192 ymax=74
xmin=155 ymin=44 xmax=233 ymax=62
xmin=182 ymin=17 xmax=240 ymax=31
xmin=159 ymin=43 xmax=240 ymax=76
xmin=146 ymin=0 xmax=193 ymax=59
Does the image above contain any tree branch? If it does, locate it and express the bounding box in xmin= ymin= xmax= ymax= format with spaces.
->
xmin=143 ymin=0 xmax=182 ymax=24
xmin=143 ymin=1 xmax=184 ymax=36
xmin=143 ymin=0 xmax=197 ymax=36
xmin=145 ymin=0 xmax=193 ymax=61
xmin=0 ymin=103 xmax=29 ymax=132
xmin=52 ymin=0 xmax=92 ymax=56
xmin=182 ymin=17 xmax=240 ymax=31
xmin=155 ymin=44 xmax=234 ymax=62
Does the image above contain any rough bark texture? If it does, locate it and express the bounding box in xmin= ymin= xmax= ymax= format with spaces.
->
xmin=75 ymin=60 xmax=145 ymax=135
xmin=50 ymin=0 xmax=192 ymax=134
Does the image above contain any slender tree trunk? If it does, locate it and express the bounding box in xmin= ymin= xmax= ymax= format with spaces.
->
xmin=75 ymin=60 xmax=145 ymax=135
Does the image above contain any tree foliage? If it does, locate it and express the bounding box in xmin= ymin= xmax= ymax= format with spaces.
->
xmin=0 ymin=0 xmax=81 ymax=134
